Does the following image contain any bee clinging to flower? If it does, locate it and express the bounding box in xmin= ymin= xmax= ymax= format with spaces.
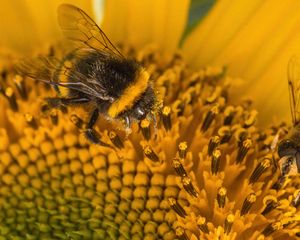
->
xmin=276 ymin=56 xmax=300 ymax=190
xmin=16 ymin=4 xmax=158 ymax=143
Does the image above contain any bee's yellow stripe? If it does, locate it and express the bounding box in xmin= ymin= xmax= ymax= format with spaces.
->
xmin=108 ymin=68 xmax=149 ymax=118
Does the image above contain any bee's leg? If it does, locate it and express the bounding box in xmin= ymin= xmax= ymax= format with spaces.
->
xmin=124 ymin=115 xmax=132 ymax=136
xmin=272 ymin=156 xmax=294 ymax=189
xmin=52 ymin=85 xmax=61 ymax=96
xmin=83 ymin=109 xmax=102 ymax=144
xmin=149 ymin=111 xmax=157 ymax=136
xmin=292 ymin=191 xmax=300 ymax=207
xmin=148 ymin=111 xmax=157 ymax=127
xmin=272 ymin=175 xmax=286 ymax=190
xmin=87 ymin=108 xmax=99 ymax=129
xmin=70 ymin=112 xmax=110 ymax=147
xmin=45 ymin=97 xmax=90 ymax=108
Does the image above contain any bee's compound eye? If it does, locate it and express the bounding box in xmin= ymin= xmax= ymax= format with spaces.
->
xmin=278 ymin=139 xmax=297 ymax=158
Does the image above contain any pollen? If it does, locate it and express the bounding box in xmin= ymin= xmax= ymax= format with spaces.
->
xmin=1 ymin=45 xmax=300 ymax=240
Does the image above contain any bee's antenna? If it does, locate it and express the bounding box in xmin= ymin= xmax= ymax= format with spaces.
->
xmin=272 ymin=156 xmax=294 ymax=190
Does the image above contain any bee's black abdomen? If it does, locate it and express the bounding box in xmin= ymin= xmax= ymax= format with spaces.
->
xmin=73 ymin=52 xmax=140 ymax=99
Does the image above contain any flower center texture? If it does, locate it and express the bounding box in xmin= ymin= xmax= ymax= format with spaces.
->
xmin=0 ymin=45 xmax=299 ymax=240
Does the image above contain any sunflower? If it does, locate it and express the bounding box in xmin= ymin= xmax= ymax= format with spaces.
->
xmin=1 ymin=1 xmax=300 ymax=240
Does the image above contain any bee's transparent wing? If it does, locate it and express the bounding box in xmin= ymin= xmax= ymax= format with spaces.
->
xmin=288 ymin=56 xmax=300 ymax=125
xmin=57 ymin=4 xmax=124 ymax=59
xmin=15 ymin=56 xmax=113 ymax=101
xmin=16 ymin=56 xmax=60 ymax=84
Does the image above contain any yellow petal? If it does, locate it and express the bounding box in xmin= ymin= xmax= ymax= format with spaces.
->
xmin=0 ymin=0 xmax=93 ymax=55
xmin=101 ymin=0 xmax=190 ymax=53
xmin=183 ymin=0 xmax=300 ymax=125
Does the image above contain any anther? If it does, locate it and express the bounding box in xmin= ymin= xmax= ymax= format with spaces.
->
xmin=182 ymin=176 xmax=198 ymax=197
xmin=249 ymin=158 xmax=271 ymax=184
xmin=59 ymin=105 xmax=68 ymax=114
xmin=24 ymin=113 xmax=37 ymax=129
xmin=5 ymin=87 xmax=18 ymax=111
xmin=84 ymin=129 xmax=100 ymax=144
xmin=223 ymin=106 xmax=235 ymax=125
xmin=261 ymin=222 xmax=282 ymax=237
xmin=143 ymin=145 xmax=159 ymax=162
xmin=13 ymin=75 xmax=27 ymax=100
xmin=236 ymin=139 xmax=252 ymax=163
xmin=261 ymin=198 xmax=278 ymax=216
xmin=140 ymin=119 xmax=151 ymax=140
xmin=188 ymin=72 xmax=201 ymax=87
xmin=175 ymin=227 xmax=189 ymax=240
xmin=236 ymin=128 xmax=248 ymax=143
xmin=108 ymin=131 xmax=124 ymax=149
xmin=197 ymin=216 xmax=209 ymax=234
xmin=1 ymin=69 xmax=7 ymax=81
xmin=217 ymin=187 xmax=227 ymax=208
xmin=176 ymin=100 xmax=185 ymax=116
xmin=201 ymin=104 xmax=219 ymax=132
xmin=70 ymin=114 xmax=84 ymax=129
xmin=243 ymin=110 xmax=257 ymax=128
xmin=172 ymin=158 xmax=187 ymax=177
xmin=218 ymin=126 xmax=232 ymax=144
xmin=40 ymin=103 xmax=50 ymax=113
xmin=186 ymin=90 xmax=197 ymax=105
xmin=85 ymin=129 xmax=110 ymax=147
xmin=211 ymin=148 xmax=221 ymax=175
xmin=168 ymin=197 xmax=187 ymax=218
xmin=162 ymin=106 xmax=172 ymax=131
xmin=48 ymin=45 xmax=55 ymax=56
xmin=224 ymin=214 xmax=234 ymax=234
xmin=208 ymin=136 xmax=220 ymax=156
xmin=205 ymin=86 xmax=221 ymax=104
xmin=271 ymin=175 xmax=286 ymax=190
xmin=178 ymin=141 xmax=188 ymax=159
xmin=0 ymin=83 xmax=5 ymax=96
xmin=50 ymin=110 xmax=58 ymax=125
xmin=241 ymin=193 xmax=256 ymax=216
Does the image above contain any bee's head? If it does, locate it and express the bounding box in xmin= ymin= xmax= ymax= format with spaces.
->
xmin=278 ymin=139 xmax=298 ymax=158
xmin=119 ymin=86 xmax=156 ymax=126
xmin=132 ymin=86 xmax=156 ymax=120
xmin=133 ymin=106 xmax=148 ymax=120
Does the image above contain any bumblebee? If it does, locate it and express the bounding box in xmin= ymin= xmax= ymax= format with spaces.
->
xmin=276 ymin=56 xmax=300 ymax=189
xmin=17 ymin=4 xmax=157 ymax=143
